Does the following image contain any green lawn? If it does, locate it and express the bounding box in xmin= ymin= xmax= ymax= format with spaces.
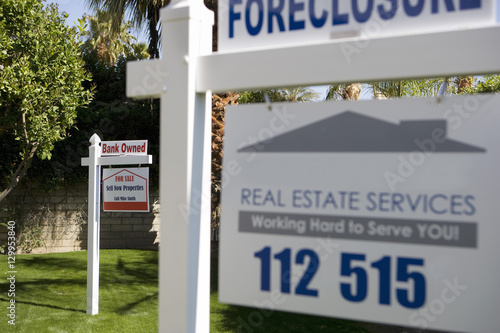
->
xmin=0 ymin=250 xmax=368 ymax=332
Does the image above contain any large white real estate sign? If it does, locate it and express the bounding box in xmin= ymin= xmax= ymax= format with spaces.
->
xmin=219 ymin=94 xmax=500 ymax=332
xmin=219 ymin=0 xmax=496 ymax=52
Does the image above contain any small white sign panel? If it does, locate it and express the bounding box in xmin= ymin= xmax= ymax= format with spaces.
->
xmin=102 ymin=168 xmax=150 ymax=212
xmin=219 ymin=94 xmax=500 ymax=333
xmin=218 ymin=0 xmax=496 ymax=52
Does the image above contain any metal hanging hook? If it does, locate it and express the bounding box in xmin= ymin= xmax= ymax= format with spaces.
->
xmin=264 ymin=90 xmax=272 ymax=111
xmin=436 ymin=77 xmax=450 ymax=104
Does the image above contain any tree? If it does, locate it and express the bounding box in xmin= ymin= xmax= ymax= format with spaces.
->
xmin=0 ymin=0 xmax=93 ymax=202
xmin=86 ymin=0 xmax=169 ymax=58
xmin=85 ymin=0 xmax=219 ymax=57
xmin=238 ymin=87 xmax=319 ymax=104
xmin=460 ymin=75 xmax=500 ymax=94
xmin=369 ymin=78 xmax=447 ymax=98
xmin=80 ymin=10 xmax=139 ymax=66
xmin=326 ymin=83 xmax=362 ymax=101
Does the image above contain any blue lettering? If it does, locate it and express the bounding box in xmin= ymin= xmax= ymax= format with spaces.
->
xmin=292 ymin=190 xmax=302 ymax=208
xmin=403 ymin=0 xmax=425 ymax=17
xmin=263 ymin=190 xmax=276 ymax=206
xmin=378 ymin=0 xmax=398 ymax=20
xmin=464 ymin=195 xmax=476 ymax=216
xmin=302 ymin=190 xmax=313 ymax=208
xmin=379 ymin=192 xmax=390 ymax=212
xmin=246 ymin=0 xmax=264 ymax=36
xmin=406 ymin=194 xmax=422 ymax=212
xmin=450 ymin=195 xmax=463 ymax=215
xmin=322 ymin=192 xmax=338 ymax=209
xmin=391 ymin=193 xmax=404 ymax=212
xmin=253 ymin=188 xmax=263 ymax=206
xmin=352 ymin=0 xmax=374 ymax=23
xmin=332 ymin=0 xmax=348 ymax=25
xmin=460 ymin=0 xmax=481 ymax=10
xmin=229 ymin=0 xmax=242 ymax=38
xmin=432 ymin=0 xmax=455 ymax=13
xmin=290 ymin=0 xmax=305 ymax=30
xmin=429 ymin=194 xmax=447 ymax=215
xmin=349 ymin=192 xmax=360 ymax=211
xmin=366 ymin=192 xmax=377 ymax=211
xmin=241 ymin=188 xmax=251 ymax=205
xmin=309 ymin=0 xmax=327 ymax=28
xmin=268 ymin=0 xmax=285 ymax=33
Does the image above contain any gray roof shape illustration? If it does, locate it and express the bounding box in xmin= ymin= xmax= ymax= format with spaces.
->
xmin=238 ymin=111 xmax=485 ymax=153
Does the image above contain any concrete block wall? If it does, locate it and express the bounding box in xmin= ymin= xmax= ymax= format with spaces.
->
xmin=0 ymin=181 xmax=159 ymax=254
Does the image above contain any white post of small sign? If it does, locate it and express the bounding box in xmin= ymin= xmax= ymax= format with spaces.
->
xmin=86 ymin=133 xmax=101 ymax=315
xmin=81 ymin=134 xmax=153 ymax=315
xmin=126 ymin=1 xmax=213 ymax=332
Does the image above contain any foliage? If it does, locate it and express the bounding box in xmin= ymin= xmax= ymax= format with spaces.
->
xmin=238 ymin=87 xmax=319 ymax=104
xmin=211 ymin=93 xmax=238 ymax=228
xmin=369 ymin=78 xmax=447 ymax=99
xmin=0 ymin=0 xmax=93 ymax=201
xmin=79 ymin=10 xmax=140 ymax=66
xmin=13 ymin=4 xmax=157 ymax=192
xmin=326 ymin=83 xmax=361 ymax=101
xmin=29 ymin=54 xmax=160 ymax=192
xmin=85 ymin=0 xmax=219 ymax=56
xmin=86 ymin=0 xmax=170 ymax=58
xmin=462 ymin=75 xmax=500 ymax=94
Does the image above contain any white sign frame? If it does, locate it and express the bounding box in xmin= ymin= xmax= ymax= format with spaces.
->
xmin=125 ymin=1 xmax=500 ymax=332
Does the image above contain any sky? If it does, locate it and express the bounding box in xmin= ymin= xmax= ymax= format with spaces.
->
xmin=53 ymin=0 xmax=500 ymax=38
xmin=52 ymin=0 xmax=500 ymax=99
xmin=52 ymin=0 xmax=148 ymax=42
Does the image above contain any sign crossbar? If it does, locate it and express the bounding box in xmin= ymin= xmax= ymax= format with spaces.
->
xmin=197 ymin=25 xmax=500 ymax=93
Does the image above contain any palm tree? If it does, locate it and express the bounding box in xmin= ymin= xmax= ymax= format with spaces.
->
xmin=81 ymin=9 xmax=138 ymax=66
xmin=86 ymin=0 xmax=220 ymax=58
xmin=370 ymin=78 xmax=449 ymax=99
xmin=126 ymin=42 xmax=150 ymax=60
xmin=85 ymin=0 xmax=169 ymax=59
xmin=281 ymin=87 xmax=320 ymax=102
xmin=326 ymin=83 xmax=361 ymax=101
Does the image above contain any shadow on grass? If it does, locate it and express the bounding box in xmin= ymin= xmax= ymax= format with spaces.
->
xmin=1 ymin=250 xmax=158 ymax=316
xmin=117 ymin=292 xmax=158 ymax=315
xmin=210 ymin=257 xmax=368 ymax=333
xmin=0 ymin=297 xmax=86 ymax=314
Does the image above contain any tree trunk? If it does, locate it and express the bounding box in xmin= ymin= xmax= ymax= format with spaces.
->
xmin=0 ymin=145 xmax=37 ymax=202
xmin=148 ymin=3 xmax=160 ymax=59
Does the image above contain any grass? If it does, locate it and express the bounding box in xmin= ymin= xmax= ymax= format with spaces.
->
xmin=0 ymin=249 xmax=368 ymax=332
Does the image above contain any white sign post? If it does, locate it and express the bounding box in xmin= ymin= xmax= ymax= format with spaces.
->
xmin=126 ymin=1 xmax=213 ymax=331
xmin=81 ymin=134 xmax=153 ymax=315
xmin=125 ymin=0 xmax=500 ymax=332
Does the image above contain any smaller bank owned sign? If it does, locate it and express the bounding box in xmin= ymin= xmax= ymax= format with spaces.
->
xmin=102 ymin=168 xmax=149 ymax=212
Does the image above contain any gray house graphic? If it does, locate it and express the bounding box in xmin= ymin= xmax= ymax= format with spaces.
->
xmin=238 ymin=111 xmax=485 ymax=153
